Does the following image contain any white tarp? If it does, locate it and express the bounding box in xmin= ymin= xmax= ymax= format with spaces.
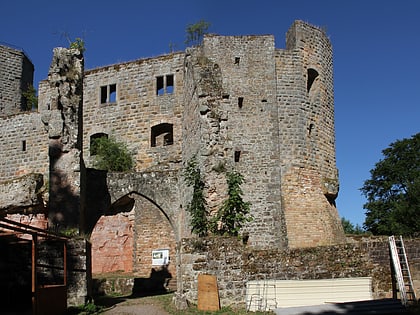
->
xmin=246 ymin=277 xmax=373 ymax=311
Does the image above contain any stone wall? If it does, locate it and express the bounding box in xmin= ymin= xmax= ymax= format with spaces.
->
xmin=179 ymin=236 xmax=420 ymax=308
xmin=0 ymin=44 xmax=34 ymax=116
xmin=80 ymin=53 xmax=184 ymax=172
xmin=40 ymin=47 xmax=84 ymax=231
xmin=0 ymin=113 xmax=49 ymax=181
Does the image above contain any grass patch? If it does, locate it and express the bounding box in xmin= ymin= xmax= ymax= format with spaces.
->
xmin=68 ymin=292 xmax=273 ymax=314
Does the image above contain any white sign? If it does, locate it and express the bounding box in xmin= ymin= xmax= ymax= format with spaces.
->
xmin=152 ymin=249 xmax=170 ymax=266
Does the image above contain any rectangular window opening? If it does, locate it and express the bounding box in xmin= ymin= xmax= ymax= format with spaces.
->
xmin=156 ymin=76 xmax=164 ymax=96
xmin=234 ymin=150 xmax=241 ymax=162
xmin=109 ymin=84 xmax=117 ymax=103
xmin=100 ymin=86 xmax=107 ymax=104
xmin=235 ymin=57 xmax=240 ymax=64
xmin=166 ymin=75 xmax=174 ymax=94
xmin=22 ymin=140 xmax=27 ymax=152
xmin=238 ymin=97 xmax=244 ymax=108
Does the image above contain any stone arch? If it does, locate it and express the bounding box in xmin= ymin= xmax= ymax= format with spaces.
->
xmin=90 ymin=170 xmax=181 ymax=292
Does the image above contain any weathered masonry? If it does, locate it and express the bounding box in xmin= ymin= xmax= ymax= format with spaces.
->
xmin=1 ymin=20 xmax=348 ymax=306
xmin=0 ymin=44 xmax=34 ymax=116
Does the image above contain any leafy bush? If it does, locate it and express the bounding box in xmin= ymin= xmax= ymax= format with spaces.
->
xmin=22 ymin=84 xmax=38 ymax=110
xmin=91 ymin=136 xmax=133 ymax=172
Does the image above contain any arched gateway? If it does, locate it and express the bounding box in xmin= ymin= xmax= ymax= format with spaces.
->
xmin=90 ymin=170 xmax=182 ymax=292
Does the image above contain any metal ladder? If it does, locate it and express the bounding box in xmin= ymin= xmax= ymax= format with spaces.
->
xmin=389 ymin=235 xmax=417 ymax=306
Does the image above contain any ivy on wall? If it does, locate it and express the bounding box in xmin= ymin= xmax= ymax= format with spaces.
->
xmin=183 ymin=157 xmax=252 ymax=237
xmin=183 ymin=156 xmax=208 ymax=237
xmin=212 ymin=170 xmax=252 ymax=237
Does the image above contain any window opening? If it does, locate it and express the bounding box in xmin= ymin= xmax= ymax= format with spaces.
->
xmin=222 ymin=94 xmax=230 ymax=99
xmin=238 ymin=97 xmax=244 ymax=108
xmin=235 ymin=57 xmax=240 ymax=64
xmin=100 ymin=86 xmax=107 ymax=104
xmin=234 ymin=150 xmax=241 ymax=162
xmin=22 ymin=140 xmax=26 ymax=152
xmin=156 ymin=76 xmax=164 ymax=96
xmin=109 ymin=84 xmax=116 ymax=102
xmin=100 ymin=84 xmax=117 ymax=104
xmin=156 ymin=75 xmax=174 ymax=96
xmin=307 ymin=68 xmax=319 ymax=93
xmin=151 ymin=123 xmax=173 ymax=147
xmin=166 ymin=74 xmax=174 ymax=94
xmin=90 ymin=133 xmax=108 ymax=155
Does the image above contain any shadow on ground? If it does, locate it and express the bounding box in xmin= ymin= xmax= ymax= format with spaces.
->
xmin=90 ymin=266 xmax=173 ymax=311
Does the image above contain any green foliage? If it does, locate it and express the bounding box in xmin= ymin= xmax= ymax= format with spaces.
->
xmin=361 ymin=133 xmax=420 ymax=236
xmin=70 ymin=37 xmax=86 ymax=53
xmin=183 ymin=157 xmax=208 ymax=236
xmin=92 ymin=136 xmax=133 ymax=172
xmin=213 ymin=171 xmax=252 ymax=236
xmin=341 ymin=217 xmax=365 ymax=235
xmin=185 ymin=20 xmax=211 ymax=46
xmin=67 ymin=302 xmax=104 ymax=315
xmin=22 ymin=84 xmax=38 ymax=110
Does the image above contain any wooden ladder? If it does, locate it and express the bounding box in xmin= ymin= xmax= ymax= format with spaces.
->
xmin=389 ymin=235 xmax=417 ymax=306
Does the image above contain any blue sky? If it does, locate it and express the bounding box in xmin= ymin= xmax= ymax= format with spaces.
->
xmin=1 ymin=1 xmax=419 ymax=227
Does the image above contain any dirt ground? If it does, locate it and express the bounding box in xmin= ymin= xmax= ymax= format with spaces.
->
xmin=97 ymin=295 xmax=171 ymax=315
xmin=102 ymin=303 xmax=170 ymax=315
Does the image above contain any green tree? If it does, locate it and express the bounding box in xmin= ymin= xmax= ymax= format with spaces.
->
xmin=92 ymin=136 xmax=133 ymax=172
xmin=185 ymin=20 xmax=211 ymax=46
xmin=214 ymin=170 xmax=252 ymax=236
xmin=361 ymin=133 xmax=420 ymax=236
xmin=22 ymin=84 xmax=38 ymax=110
xmin=341 ymin=217 xmax=365 ymax=234
xmin=183 ymin=157 xmax=208 ymax=237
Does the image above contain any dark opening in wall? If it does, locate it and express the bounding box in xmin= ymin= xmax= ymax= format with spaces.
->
xmin=234 ymin=150 xmax=241 ymax=162
xmin=235 ymin=57 xmax=240 ymax=64
xmin=156 ymin=76 xmax=164 ymax=96
xmin=100 ymin=86 xmax=107 ymax=103
xmin=109 ymin=84 xmax=116 ymax=102
xmin=156 ymin=74 xmax=174 ymax=95
xmin=90 ymin=133 xmax=108 ymax=155
xmin=166 ymin=74 xmax=174 ymax=94
xmin=308 ymin=123 xmax=315 ymax=136
xmin=100 ymin=84 xmax=117 ymax=104
xmin=307 ymin=68 xmax=319 ymax=93
xmin=238 ymin=97 xmax=244 ymax=108
xmin=22 ymin=140 xmax=26 ymax=152
xmin=222 ymin=94 xmax=230 ymax=99
xmin=151 ymin=123 xmax=173 ymax=147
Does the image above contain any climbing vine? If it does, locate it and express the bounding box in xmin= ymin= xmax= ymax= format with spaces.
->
xmin=213 ymin=170 xmax=252 ymax=236
xmin=183 ymin=157 xmax=252 ymax=237
xmin=183 ymin=157 xmax=208 ymax=237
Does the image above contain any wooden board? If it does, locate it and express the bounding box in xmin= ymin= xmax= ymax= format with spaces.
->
xmin=197 ymin=274 xmax=220 ymax=311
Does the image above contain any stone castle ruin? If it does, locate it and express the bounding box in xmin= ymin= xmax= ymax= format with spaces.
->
xmin=6 ymin=21 xmax=408 ymax=309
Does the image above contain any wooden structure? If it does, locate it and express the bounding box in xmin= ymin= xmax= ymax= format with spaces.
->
xmin=0 ymin=217 xmax=69 ymax=315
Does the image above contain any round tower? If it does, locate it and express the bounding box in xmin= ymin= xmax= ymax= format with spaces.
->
xmin=277 ymin=21 xmax=345 ymax=248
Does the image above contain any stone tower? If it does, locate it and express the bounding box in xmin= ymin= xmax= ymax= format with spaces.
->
xmin=0 ymin=44 xmax=34 ymax=116
xmin=183 ymin=20 xmax=344 ymax=248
